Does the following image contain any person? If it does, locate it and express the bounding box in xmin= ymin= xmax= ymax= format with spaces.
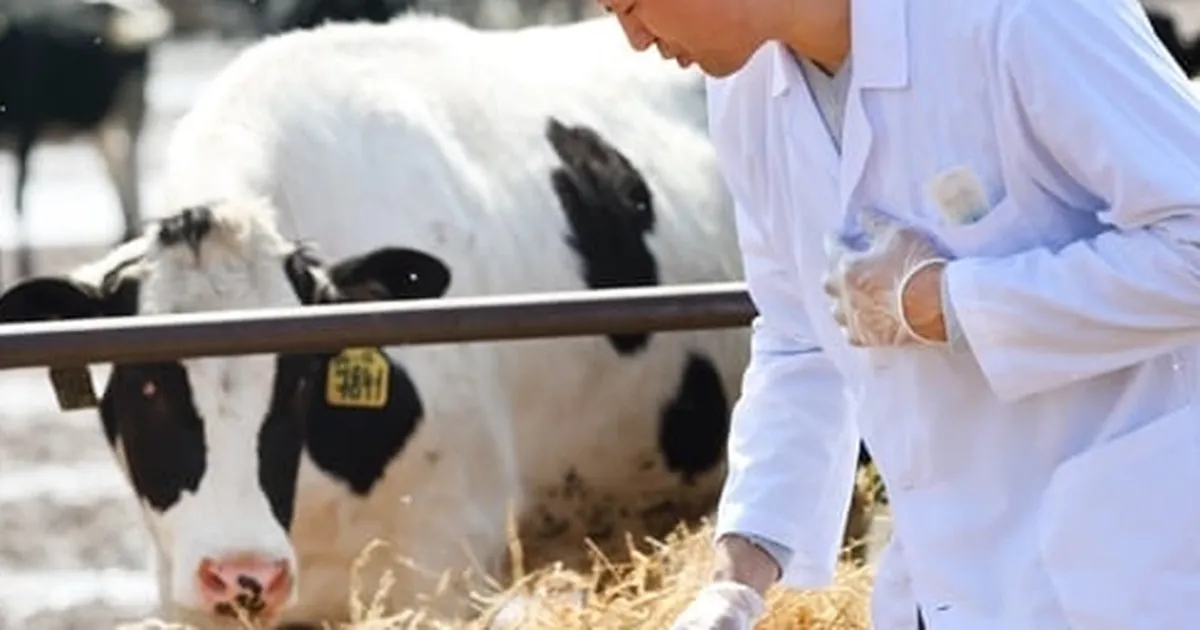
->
xmin=597 ymin=0 xmax=1200 ymax=628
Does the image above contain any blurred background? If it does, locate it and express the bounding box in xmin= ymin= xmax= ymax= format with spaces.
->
xmin=0 ymin=0 xmax=608 ymax=263
xmin=0 ymin=0 xmax=1198 ymax=628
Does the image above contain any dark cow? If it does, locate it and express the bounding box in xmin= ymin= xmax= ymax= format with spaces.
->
xmin=0 ymin=13 xmax=877 ymax=629
xmin=1146 ymin=5 xmax=1200 ymax=77
xmin=250 ymin=0 xmax=412 ymax=34
xmin=0 ymin=0 xmax=171 ymax=284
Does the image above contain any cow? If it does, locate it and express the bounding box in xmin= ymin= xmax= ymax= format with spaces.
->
xmin=0 ymin=14 xmax=873 ymax=629
xmin=250 ymin=0 xmax=413 ymax=35
xmin=0 ymin=0 xmax=171 ymax=286
xmin=1146 ymin=6 xmax=1200 ymax=77
xmin=436 ymin=0 xmax=593 ymax=31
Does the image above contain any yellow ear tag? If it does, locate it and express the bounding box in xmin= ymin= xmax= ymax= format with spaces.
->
xmin=325 ymin=348 xmax=390 ymax=409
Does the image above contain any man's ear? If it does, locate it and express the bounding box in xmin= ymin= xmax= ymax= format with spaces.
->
xmin=0 ymin=277 xmax=114 ymax=324
xmin=327 ymin=247 xmax=452 ymax=302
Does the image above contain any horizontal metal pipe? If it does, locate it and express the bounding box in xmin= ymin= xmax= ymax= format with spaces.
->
xmin=0 ymin=282 xmax=757 ymax=370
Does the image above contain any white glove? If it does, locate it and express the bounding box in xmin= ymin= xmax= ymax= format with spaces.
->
xmin=667 ymin=581 xmax=766 ymax=630
xmin=822 ymin=209 xmax=950 ymax=348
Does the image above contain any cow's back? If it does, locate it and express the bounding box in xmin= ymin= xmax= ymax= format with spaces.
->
xmin=160 ymin=13 xmax=748 ymax=568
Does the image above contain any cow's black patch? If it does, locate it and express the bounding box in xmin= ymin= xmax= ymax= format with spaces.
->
xmin=545 ymin=117 xmax=659 ymax=355
xmin=157 ymin=205 xmax=214 ymax=254
xmin=657 ymin=352 xmax=729 ymax=483
xmin=257 ymin=354 xmax=320 ymax=530
xmin=99 ymin=361 xmax=208 ymax=512
xmin=299 ymin=349 xmax=425 ymax=495
xmin=279 ymin=244 xmax=452 ymax=496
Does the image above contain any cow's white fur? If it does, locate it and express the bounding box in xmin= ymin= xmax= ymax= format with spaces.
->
xmin=71 ymin=13 xmax=749 ymax=629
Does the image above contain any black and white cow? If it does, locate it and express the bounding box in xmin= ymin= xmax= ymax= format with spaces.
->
xmin=250 ymin=0 xmax=413 ymax=35
xmin=0 ymin=0 xmax=171 ymax=284
xmin=1146 ymin=5 xmax=1200 ymax=77
xmin=0 ymin=14 xmax=868 ymax=629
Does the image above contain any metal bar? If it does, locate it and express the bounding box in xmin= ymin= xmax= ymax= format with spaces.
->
xmin=0 ymin=282 xmax=757 ymax=369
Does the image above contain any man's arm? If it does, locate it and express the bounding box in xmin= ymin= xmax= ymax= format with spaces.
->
xmin=701 ymin=70 xmax=859 ymax=595
xmin=941 ymin=0 xmax=1200 ymax=402
xmin=710 ymin=198 xmax=861 ymax=592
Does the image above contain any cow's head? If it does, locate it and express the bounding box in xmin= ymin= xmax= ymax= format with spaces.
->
xmin=0 ymin=200 xmax=451 ymax=624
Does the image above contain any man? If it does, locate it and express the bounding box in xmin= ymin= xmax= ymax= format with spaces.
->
xmin=599 ymin=0 xmax=1200 ymax=628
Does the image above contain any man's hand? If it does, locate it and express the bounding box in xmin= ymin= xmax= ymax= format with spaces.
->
xmin=823 ymin=209 xmax=950 ymax=347
xmin=666 ymin=535 xmax=777 ymax=630
xmin=711 ymin=534 xmax=780 ymax=594
xmin=900 ymin=259 xmax=948 ymax=343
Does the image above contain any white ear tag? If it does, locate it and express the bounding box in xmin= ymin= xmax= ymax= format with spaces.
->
xmin=927 ymin=166 xmax=990 ymax=226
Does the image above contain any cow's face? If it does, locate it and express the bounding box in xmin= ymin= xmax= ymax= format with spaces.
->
xmin=0 ymin=202 xmax=451 ymax=624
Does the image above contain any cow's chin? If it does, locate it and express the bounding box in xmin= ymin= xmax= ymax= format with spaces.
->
xmin=166 ymin=601 xmax=292 ymax=630
xmin=161 ymin=574 xmax=301 ymax=630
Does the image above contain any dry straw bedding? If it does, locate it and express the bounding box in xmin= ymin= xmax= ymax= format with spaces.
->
xmin=119 ymin=517 xmax=874 ymax=630
xmin=122 ymin=468 xmax=888 ymax=630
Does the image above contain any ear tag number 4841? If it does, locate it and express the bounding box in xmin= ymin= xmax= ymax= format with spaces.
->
xmin=325 ymin=348 xmax=390 ymax=409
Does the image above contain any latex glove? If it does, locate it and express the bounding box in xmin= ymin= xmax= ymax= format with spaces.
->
xmin=667 ymin=581 xmax=766 ymax=630
xmin=822 ymin=209 xmax=950 ymax=347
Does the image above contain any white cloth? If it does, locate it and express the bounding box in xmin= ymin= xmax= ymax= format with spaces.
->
xmin=705 ymin=0 xmax=1200 ymax=627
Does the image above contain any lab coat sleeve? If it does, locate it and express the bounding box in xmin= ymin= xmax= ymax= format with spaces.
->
xmin=943 ymin=0 xmax=1200 ymax=402
xmin=713 ymin=198 xmax=861 ymax=589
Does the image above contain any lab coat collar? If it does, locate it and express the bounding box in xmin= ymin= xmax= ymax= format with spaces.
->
xmin=770 ymin=0 xmax=910 ymax=97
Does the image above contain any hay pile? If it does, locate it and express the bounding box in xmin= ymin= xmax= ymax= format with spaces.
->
xmin=452 ymin=520 xmax=875 ymax=630
xmin=121 ymin=519 xmax=874 ymax=630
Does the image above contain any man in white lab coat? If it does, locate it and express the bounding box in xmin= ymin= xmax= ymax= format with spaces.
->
xmin=598 ymin=0 xmax=1200 ymax=628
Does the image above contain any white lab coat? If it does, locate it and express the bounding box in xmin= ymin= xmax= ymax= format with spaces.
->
xmin=706 ymin=0 xmax=1200 ymax=627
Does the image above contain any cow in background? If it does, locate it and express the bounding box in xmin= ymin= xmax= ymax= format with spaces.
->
xmin=1146 ymin=5 xmax=1200 ymax=77
xmin=0 ymin=0 xmax=172 ymax=285
xmin=249 ymin=0 xmax=412 ymax=34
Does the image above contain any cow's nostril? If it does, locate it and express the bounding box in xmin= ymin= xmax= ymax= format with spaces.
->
xmin=237 ymin=574 xmax=263 ymax=595
xmin=198 ymin=559 xmax=227 ymax=594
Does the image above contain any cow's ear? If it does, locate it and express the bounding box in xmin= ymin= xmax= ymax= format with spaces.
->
xmin=327 ymin=247 xmax=452 ymax=302
xmin=284 ymin=248 xmax=341 ymax=306
xmin=0 ymin=276 xmax=136 ymax=323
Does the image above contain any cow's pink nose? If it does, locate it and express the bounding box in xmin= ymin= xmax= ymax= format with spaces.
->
xmin=196 ymin=554 xmax=292 ymax=618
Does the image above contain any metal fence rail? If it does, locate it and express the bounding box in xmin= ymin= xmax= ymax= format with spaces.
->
xmin=0 ymin=282 xmax=757 ymax=369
